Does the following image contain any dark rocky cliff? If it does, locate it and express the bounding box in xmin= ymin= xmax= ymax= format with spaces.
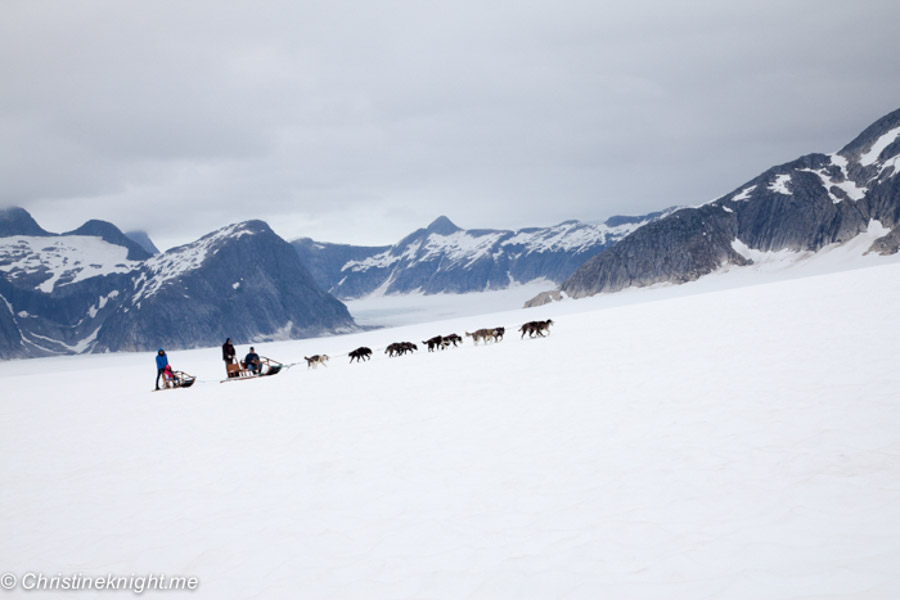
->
xmin=96 ymin=221 xmax=355 ymax=352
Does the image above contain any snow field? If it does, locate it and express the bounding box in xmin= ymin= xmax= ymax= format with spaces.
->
xmin=2 ymin=263 xmax=900 ymax=598
xmin=0 ymin=235 xmax=136 ymax=293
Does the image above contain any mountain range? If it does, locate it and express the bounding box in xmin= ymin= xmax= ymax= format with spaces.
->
xmin=527 ymin=107 xmax=900 ymax=305
xmin=292 ymin=211 xmax=674 ymax=299
xmin=4 ymin=107 xmax=899 ymax=359
xmin=0 ymin=209 xmax=355 ymax=359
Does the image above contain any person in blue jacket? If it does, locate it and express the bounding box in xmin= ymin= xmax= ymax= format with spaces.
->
xmin=155 ymin=349 xmax=169 ymax=390
xmin=244 ymin=347 xmax=262 ymax=375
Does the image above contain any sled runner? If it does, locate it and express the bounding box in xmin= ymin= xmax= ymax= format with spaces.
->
xmin=153 ymin=370 xmax=196 ymax=391
xmin=221 ymin=356 xmax=284 ymax=382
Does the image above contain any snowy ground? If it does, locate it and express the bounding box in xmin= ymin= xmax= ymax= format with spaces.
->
xmin=2 ymin=261 xmax=900 ymax=598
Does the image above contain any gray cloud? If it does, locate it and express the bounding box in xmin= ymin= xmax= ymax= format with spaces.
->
xmin=2 ymin=0 xmax=899 ymax=249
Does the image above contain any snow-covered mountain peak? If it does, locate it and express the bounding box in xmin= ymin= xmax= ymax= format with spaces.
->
xmin=134 ymin=221 xmax=262 ymax=302
xmin=153 ymin=220 xmax=265 ymax=256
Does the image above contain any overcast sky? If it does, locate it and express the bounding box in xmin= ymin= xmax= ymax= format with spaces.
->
xmin=2 ymin=0 xmax=899 ymax=250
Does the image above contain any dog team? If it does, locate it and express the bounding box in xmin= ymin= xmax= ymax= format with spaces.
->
xmin=332 ymin=319 xmax=555 ymax=365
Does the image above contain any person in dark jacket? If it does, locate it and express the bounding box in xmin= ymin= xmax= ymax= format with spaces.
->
xmin=222 ymin=338 xmax=236 ymax=364
xmin=244 ymin=347 xmax=262 ymax=375
xmin=155 ymin=349 xmax=169 ymax=390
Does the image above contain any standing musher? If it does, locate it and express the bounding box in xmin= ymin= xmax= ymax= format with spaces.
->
xmin=222 ymin=338 xmax=236 ymax=367
xmin=155 ymin=348 xmax=169 ymax=390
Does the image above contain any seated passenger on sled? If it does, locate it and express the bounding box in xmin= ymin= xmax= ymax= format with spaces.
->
xmin=163 ymin=364 xmax=181 ymax=386
xmin=244 ymin=347 xmax=262 ymax=375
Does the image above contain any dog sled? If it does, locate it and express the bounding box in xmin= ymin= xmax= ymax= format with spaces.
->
xmin=153 ymin=370 xmax=197 ymax=391
xmin=221 ymin=356 xmax=284 ymax=383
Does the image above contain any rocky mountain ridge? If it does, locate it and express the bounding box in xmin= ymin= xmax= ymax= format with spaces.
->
xmin=527 ymin=107 xmax=900 ymax=304
xmin=293 ymin=212 xmax=675 ymax=299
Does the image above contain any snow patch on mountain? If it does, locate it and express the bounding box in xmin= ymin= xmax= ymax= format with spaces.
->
xmin=833 ymin=178 xmax=867 ymax=201
xmin=730 ymin=239 xmax=803 ymax=267
xmin=730 ymin=185 xmax=756 ymax=202
xmin=100 ymin=290 xmax=118 ymax=307
xmin=728 ymin=219 xmax=893 ymax=275
xmin=20 ymin=331 xmax=57 ymax=353
xmin=860 ymin=125 xmax=900 ymax=166
xmin=86 ymin=291 xmax=120 ymax=319
xmin=502 ymin=221 xmax=619 ymax=252
xmin=343 ymin=252 xmax=399 ymax=273
xmin=830 ymin=153 xmax=849 ymax=169
xmin=421 ymin=231 xmax=506 ymax=267
xmin=0 ymin=235 xmax=137 ymax=292
xmin=0 ymin=294 xmax=14 ymax=316
xmin=768 ymin=174 xmax=792 ymax=195
xmin=880 ymin=154 xmax=900 ymax=176
xmin=799 ymin=168 xmax=867 ymax=203
xmin=72 ymin=327 xmax=103 ymax=353
xmin=22 ymin=326 xmax=101 ymax=354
